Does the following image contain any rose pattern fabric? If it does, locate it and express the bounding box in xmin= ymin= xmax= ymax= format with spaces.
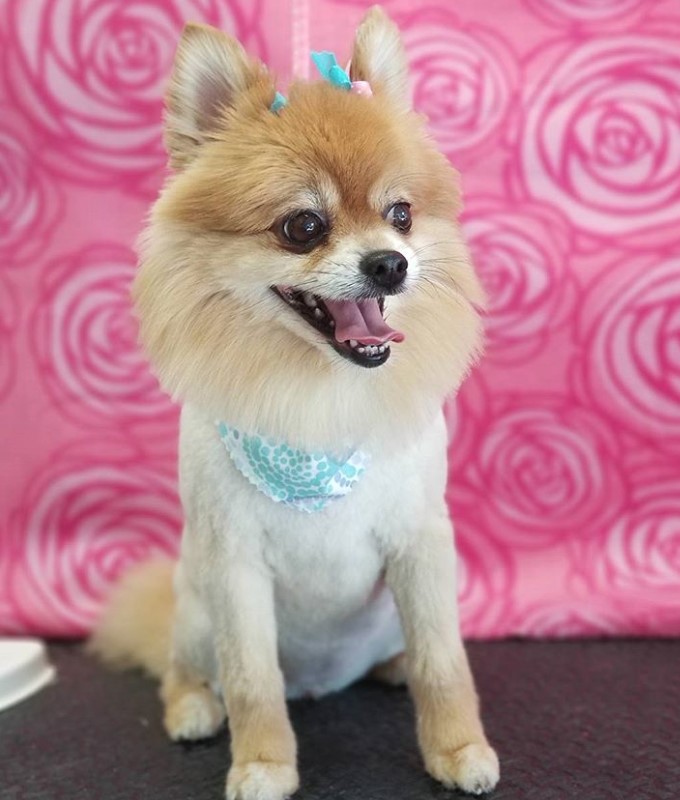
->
xmin=400 ymin=8 xmax=518 ymax=168
xmin=0 ymin=108 xmax=62 ymax=267
xmin=583 ymin=464 xmax=680 ymax=606
xmin=577 ymin=254 xmax=680 ymax=454
xmin=3 ymin=0 xmax=267 ymax=192
xmin=31 ymin=243 xmax=174 ymax=430
xmin=522 ymin=0 xmax=658 ymax=29
xmin=464 ymin=397 xmax=629 ymax=546
xmin=461 ymin=198 xmax=576 ymax=363
xmin=0 ymin=276 xmax=18 ymax=402
xmin=6 ymin=440 xmax=181 ymax=635
xmin=1 ymin=0 xmax=679 ymax=638
xmin=509 ymin=30 xmax=680 ymax=248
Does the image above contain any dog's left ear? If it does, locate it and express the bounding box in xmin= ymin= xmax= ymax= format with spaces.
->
xmin=349 ymin=6 xmax=410 ymax=112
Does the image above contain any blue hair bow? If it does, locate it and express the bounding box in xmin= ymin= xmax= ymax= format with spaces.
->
xmin=269 ymin=49 xmax=372 ymax=113
xmin=270 ymin=91 xmax=287 ymax=112
xmin=310 ymin=51 xmax=352 ymax=90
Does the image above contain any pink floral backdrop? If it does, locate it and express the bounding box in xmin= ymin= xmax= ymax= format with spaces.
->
xmin=1 ymin=0 xmax=679 ymax=638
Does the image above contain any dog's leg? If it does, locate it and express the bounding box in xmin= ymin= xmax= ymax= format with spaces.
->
xmin=160 ymin=564 xmax=226 ymax=742
xmin=369 ymin=652 xmax=407 ymax=686
xmin=161 ymin=662 xmax=226 ymax=741
xmin=386 ymin=515 xmax=499 ymax=795
xmin=212 ymin=563 xmax=298 ymax=800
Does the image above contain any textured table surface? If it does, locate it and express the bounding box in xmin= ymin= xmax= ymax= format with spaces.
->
xmin=1 ymin=640 xmax=678 ymax=800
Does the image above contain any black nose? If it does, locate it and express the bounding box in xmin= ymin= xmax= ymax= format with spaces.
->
xmin=360 ymin=249 xmax=408 ymax=290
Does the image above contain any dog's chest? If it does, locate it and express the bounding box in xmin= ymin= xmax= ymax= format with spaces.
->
xmin=264 ymin=505 xmax=385 ymax=617
xmin=261 ymin=499 xmax=403 ymax=698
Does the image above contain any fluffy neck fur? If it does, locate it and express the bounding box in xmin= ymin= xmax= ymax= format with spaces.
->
xmin=136 ymin=219 xmax=482 ymax=455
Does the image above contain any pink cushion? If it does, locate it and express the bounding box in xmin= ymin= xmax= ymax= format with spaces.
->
xmin=1 ymin=0 xmax=678 ymax=638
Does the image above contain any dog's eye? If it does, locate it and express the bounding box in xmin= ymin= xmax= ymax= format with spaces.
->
xmin=386 ymin=203 xmax=412 ymax=233
xmin=281 ymin=211 xmax=327 ymax=248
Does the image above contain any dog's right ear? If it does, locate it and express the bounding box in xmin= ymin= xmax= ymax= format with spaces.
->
xmin=165 ymin=23 xmax=274 ymax=168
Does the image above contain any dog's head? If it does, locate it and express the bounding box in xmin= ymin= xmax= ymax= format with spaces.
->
xmin=135 ymin=7 xmax=485 ymax=449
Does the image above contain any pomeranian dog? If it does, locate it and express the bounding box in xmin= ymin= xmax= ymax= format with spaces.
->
xmin=90 ymin=7 xmax=499 ymax=800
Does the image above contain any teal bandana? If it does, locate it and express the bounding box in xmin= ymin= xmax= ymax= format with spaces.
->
xmin=217 ymin=423 xmax=369 ymax=513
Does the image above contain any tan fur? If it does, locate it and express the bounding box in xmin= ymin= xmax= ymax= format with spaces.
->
xmin=410 ymin=656 xmax=485 ymax=755
xmin=88 ymin=560 xmax=174 ymax=678
xmin=225 ymin=693 xmax=297 ymax=767
xmin=385 ymin=515 xmax=500 ymax=793
xmin=133 ymin=7 xmax=483 ymax=456
xmin=94 ymin=8 xmax=497 ymax=800
xmin=133 ymin=12 xmax=484 ymax=455
xmin=369 ymin=652 xmax=408 ymax=686
xmin=162 ymin=665 xmax=226 ymax=741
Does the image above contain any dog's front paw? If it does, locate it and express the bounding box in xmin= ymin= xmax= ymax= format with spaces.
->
xmin=226 ymin=761 xmax=299 ymax=800
xmin=164 ymin=689 xmax=225 ymax=741
xmin=426 ymin=742 xmax=499 ymax=795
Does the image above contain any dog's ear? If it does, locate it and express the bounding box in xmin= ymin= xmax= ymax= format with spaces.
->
xmin=165 ymin=23 xmax=274 ymax=168
xmin=349 ymin=7 xmax=410 ymax=112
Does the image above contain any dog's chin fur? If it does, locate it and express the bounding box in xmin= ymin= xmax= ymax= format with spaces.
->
xmin=134 ymin=40 xmax=485 ymax=454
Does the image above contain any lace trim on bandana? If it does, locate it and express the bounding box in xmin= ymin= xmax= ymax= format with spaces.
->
xmin=217 ymin=423 xmax=369 ymax=513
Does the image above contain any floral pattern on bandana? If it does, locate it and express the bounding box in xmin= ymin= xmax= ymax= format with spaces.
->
xmin=217 ymin=423 xmax=369 ymax=513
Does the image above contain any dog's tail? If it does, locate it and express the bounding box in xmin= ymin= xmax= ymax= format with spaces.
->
xmin=88 ymin=559 xmax=175 ymax=680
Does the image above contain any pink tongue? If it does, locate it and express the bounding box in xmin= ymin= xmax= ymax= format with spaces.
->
xmin=324 ymin=299 xmax=405 ymax=345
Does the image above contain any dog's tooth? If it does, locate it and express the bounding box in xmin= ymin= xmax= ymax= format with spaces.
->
xmin=357 ymin=347 xmax=365 ymax=354
xmin=303 ymin=292 xmax=317 ymax=307
xmin=314 ymin=307 xmax=324 ymax=319
xmin=378 ymin=345 xmax=386 ymax=353
xmin=349 ymin=339 xmax=358 ymax=348
xmin=329 ymin=320 xmax=335 ymax=328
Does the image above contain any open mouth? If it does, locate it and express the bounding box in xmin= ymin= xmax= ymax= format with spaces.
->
xmin=273 ymin=287 xmax=405 ymax=368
